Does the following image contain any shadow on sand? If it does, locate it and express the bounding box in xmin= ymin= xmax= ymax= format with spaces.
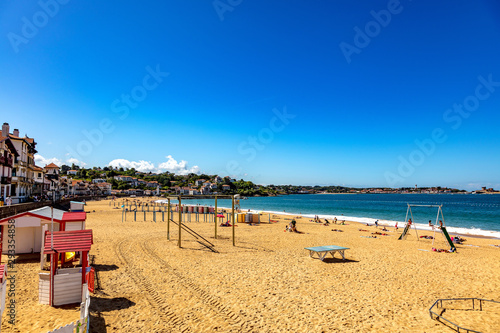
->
xmin=89 ymin=297 xmax=136 ymax=333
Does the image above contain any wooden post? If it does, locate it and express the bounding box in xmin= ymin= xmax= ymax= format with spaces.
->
xmin=167 ymin=198 xmax=170 ymax=240
xmin=178 ymin=196 xmax=182 ymax=248
xmin=144 ymin=211 xmax=146 ymax=221
xmin=154 ymin=211 xmax=156 ymax=223
xmin=232 ymin=195 xmax=235 ymax=246
xmin=50 ymin=253 xmax=57 ymax=306
xmin=82 ymin=251 xmax=88 ymax=284
xmin=215 ymin=196 xmax=218 ymax=239
xmin=134 ymin=211 xmax=136 ymax=222
xmin=121 ymin=207 xmax=124 ymax=222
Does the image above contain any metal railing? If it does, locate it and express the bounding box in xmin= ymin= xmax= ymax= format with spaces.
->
xmin=429 ymin=298 xmax=500 ymax=333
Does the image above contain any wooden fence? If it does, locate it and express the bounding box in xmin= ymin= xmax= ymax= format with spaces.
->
xmin=46 ymin=284 xmax=90 ymax=333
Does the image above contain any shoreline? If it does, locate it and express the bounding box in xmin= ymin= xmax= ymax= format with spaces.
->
xmin=154 ymin=199 xmax=500 ymax=240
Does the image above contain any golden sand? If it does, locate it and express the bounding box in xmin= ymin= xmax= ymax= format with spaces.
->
xmin=2 ymin=198 xmax=500 ymax=332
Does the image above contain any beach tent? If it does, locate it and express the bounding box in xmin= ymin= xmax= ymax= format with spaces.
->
xmin=0 ymin=206 xmax=86 ymax=254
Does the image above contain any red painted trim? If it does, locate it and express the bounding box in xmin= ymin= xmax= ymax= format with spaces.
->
xmin=0 ymin=225 xmax=3 ymax=263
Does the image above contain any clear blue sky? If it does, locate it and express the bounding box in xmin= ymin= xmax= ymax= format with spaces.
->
xmin=1 ymin=0 xmax=499 ymax=190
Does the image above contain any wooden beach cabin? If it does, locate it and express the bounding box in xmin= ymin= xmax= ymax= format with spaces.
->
xmin=70 ymin=201 xmax=85 ymax=212
xmin=39 ymin=229 xmax=93 ymax=306
xmin=0 ymin=206 xmax=86 ymax=254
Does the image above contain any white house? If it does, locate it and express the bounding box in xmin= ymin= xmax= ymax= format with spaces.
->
xmin=5 ymin=123 xmax=37 ymax=203
xmin=0 ymin=127 xmax=18 ymax=203
xmin=195 ymin=179 xmax=206 ymax=186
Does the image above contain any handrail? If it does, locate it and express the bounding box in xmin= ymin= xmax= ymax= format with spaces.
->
xmin=429 ymin=298 xmax=500 ymax=333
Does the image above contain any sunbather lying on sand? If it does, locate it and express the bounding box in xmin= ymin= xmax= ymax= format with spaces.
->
xmin=331 ymin=229 xmax=343 ymax=232
xmin=420 ymin=235 xmax=434 ymax=239
xmin=220 ymin=221 xmax=232 ymax=227
xmin=432 ymin=247 xmax=456 ymax=253
xmin=359 ymin=229 xmax=368 ymax=232
xmin=372 ymin=232 xmax=389 ymax=236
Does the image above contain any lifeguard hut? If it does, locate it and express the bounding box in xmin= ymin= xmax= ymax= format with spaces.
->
xmin=39 ymin=229 xmax=93 ymax=306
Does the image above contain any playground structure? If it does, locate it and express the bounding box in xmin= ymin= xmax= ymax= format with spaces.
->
xmin=399 ymin=204 xmax=456 ymax=252
xmin=120 ymin=195 xmax=239 ymax=249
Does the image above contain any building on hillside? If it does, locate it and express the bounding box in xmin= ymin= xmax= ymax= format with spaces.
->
xmin=3 ymin=123 xmax=37 ymax=203
xmin=200 ymin=186 xmax=211 ymax=195
xmin=213 ymin=176 xmax=222 ymax=183
xmin=0 ymin=125 xmax=18 ymax=203
xmin=67 ymin=170 xmax=77 ymax=175
xmin=222 ymin=184 xmax=231 ymax=191
xmin=114 ymin=175 xmax=133 ymax=182
xmin=92 ymin=178 xmax=106 ymax=184
xmin=97 ymin=182 xmax=112 ymax=195
xmin=195 ymin=179 xmax=206 ymax=186
xmin=147 ymin=181 xmax=159 ymax=188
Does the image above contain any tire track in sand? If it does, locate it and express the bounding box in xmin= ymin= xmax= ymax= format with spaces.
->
xmin=141 ymin=236 xmax=257 ymax=332
xmin=114 ymin=237 xmax=191 ymax=333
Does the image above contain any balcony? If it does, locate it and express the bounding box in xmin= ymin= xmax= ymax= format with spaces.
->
xmin=1 ymin=176 xmax=11 ymax=184
xmin=11 ymin=176 xmax=27 ymax=183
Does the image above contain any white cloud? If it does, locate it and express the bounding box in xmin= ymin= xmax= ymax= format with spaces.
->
xmin=158 ymin=155 xmax=200 ymax=175
xmin=107 ymin=156 xmax=200 ymax=175
xmin=66 ymin=157 xmax=87 ymax=167
xmin=108 ymin=159 xmax=157 ymax=173
xmin=34 ymin=154 xmax=62 ymax=166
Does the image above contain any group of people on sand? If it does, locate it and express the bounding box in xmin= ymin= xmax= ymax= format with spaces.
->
xmin=310 ymin=216 xmax=343 ymax=225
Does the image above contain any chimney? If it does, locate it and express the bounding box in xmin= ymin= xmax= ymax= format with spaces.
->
xmin=13 ymin=128 xmax=19 ymax=137
xmin=1 ymin=123 xmax=8 ymax=137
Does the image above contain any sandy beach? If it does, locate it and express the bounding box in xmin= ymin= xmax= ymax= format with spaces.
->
xmin=2 ymin=198 xmax=500 ymax=332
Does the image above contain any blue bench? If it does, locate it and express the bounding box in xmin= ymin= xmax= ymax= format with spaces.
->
xmin=304 ymin=245 xmax=350 ymax=261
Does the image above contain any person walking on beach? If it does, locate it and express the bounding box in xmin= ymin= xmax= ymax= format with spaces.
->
xmin=375 ymin=220 xmax=379 ymax=228
xmin=395 ymin=222 xmax=398 ymax=231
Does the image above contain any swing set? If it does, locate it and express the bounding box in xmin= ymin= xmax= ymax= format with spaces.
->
xmin=399 ymin=204 xmax=456 ymax=252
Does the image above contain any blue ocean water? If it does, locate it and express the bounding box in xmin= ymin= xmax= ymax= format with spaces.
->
xmin=164 ymin=194 xmax=500 ymax=237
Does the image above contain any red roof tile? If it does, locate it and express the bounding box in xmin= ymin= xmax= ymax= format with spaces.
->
xmin=45 ymin=163 xmax=59 ymax=168
xmin=43 ymin=229 xmax=93 ymax=254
